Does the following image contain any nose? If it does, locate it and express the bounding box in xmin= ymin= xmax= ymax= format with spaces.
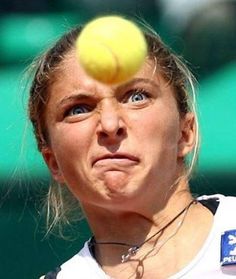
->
xmin=97 ymin=99 xmax=126 ymax=144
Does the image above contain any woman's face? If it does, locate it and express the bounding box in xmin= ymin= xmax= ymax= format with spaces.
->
xmin=42 ymin=50 xmax=195 ymax=212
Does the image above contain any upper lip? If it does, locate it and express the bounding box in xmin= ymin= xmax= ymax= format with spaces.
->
xmin=92 ymin=153 xmax=139 ymax=166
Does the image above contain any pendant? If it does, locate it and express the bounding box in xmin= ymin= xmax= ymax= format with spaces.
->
xmin=121 ymin=246 xmax=139 ymax=263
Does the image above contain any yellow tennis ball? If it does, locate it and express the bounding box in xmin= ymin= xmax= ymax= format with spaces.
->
xmin=76 ymin=16 xmax=147 ymax=84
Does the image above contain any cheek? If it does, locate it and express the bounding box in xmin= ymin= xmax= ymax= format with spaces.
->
xmin=132 ymin=105 xmax=180 ymax=149
xmin=133 ymin=106 xmax=181 ymax=181
xmin=127 ymin=106 xmax=181 ymax=187
xmin=48 ymin=123 xmax=93 ymax=170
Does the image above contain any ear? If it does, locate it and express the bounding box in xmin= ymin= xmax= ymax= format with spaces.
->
xmin=178 ymin=113 xmax=196 ymax=158
xmin=41 ymin=147 xmax=65 ymax=183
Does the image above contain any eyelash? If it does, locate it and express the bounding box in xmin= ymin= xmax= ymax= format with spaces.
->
xmin=64 ymin=104 xmax=92 ymax=117
xmin=124 ymin=88 xmax=150 ymax=103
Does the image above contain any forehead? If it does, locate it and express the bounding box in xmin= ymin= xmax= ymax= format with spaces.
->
xmin=50 ymin=49 xmax=171 ymax=100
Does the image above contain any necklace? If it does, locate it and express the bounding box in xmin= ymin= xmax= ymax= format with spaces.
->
xmin=90 ymin=199 xmax=196 ymax=263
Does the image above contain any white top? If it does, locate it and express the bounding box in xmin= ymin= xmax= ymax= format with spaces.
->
xmin=56 ymin=194 xmax=236 ymax=278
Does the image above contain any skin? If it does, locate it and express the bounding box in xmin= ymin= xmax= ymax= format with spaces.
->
xmin=42 ymin=50 xmax=213 ymax=278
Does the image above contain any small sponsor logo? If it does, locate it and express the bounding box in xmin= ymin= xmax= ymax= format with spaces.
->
xmin=221 ymin=230 xmax=236 ymax=266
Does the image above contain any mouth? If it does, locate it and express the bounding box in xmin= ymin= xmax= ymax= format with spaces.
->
xmin=92 ymin=153 xmax=140 ymax=167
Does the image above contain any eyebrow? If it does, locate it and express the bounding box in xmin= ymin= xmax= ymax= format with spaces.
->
xmin=57 ymin=78 xmax=160 ymax=109
xmin=57 ymin=92 xmax=96 ymax=109
xmin=118 ymin=77 xmax=160 ymax=91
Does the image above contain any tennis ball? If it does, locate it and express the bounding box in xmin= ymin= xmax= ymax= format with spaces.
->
xmin=76 ymin=16 xmax=147 ymax=84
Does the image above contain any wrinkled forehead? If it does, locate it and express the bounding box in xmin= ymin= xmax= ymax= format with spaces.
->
xmin=52 ymin=49 xmax=166 ymax=92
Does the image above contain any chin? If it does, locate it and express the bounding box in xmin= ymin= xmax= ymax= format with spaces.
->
xmin=102 ymin=171 xmax=131 ymax=193
xmin=104 ymin=181 xmax=144 ymax=204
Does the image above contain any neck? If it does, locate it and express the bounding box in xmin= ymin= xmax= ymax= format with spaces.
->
xmin=82 ymin=182 xmax=194 ymax=248
xmin=91 ymin=199 xmax=196 ymax=263
xmin=80 ymin=180 xmax=214 ymax=278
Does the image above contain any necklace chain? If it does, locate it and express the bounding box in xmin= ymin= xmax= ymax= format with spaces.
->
xmin=89 ymin=199 xmax=196 ymax=263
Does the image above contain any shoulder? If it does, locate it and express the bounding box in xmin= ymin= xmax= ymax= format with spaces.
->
xmin=198 ymin=194 xmax=236 ymax=227
xmin=197 ymin=194 xmax=236 ymax=207
xmin=217 ymin=194 xmax=236 ymax=221
xmin=58 ymin=241 xmax=101 ymax=276
xmin=38 ymin=242 xmax=89 ymax=279
xmin=39 ymin=240 xmax=106 ymax=279
xmin=210 ymin=194 xmax=236 ymax=210
xmin=39 ymin=267 xmax=61 ymax=279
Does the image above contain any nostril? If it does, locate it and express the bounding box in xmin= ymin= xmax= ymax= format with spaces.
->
xmin=99 ymin=127 xmax=124 ymax=138
xmin=98 ymin=126 xmax=126 ymax=142
xmin=99 ymin=131 xmax=109 ymax=138
xmin=117 ymin=127 xmax=124 ymax=136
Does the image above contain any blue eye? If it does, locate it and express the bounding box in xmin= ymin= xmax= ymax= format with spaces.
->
xmin=128 ymin=90 xmax=148 ymax=103
xmin=68 ymin=105 xmax=90 ymax=116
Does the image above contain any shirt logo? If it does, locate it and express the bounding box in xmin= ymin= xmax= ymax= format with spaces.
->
xmin=221 ymin=230 xmax=236 ymax=266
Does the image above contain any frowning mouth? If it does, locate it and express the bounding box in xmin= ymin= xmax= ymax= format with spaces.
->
xmin=92 ymin=153 xmax=140 ymax=167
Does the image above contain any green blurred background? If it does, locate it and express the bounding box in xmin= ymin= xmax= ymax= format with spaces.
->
xmin=0 ymin=1 xmax=236 ymax=278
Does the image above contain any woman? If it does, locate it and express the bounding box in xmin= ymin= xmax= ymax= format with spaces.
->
xmin=29 ymin=17 xmax=236 ymax=278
